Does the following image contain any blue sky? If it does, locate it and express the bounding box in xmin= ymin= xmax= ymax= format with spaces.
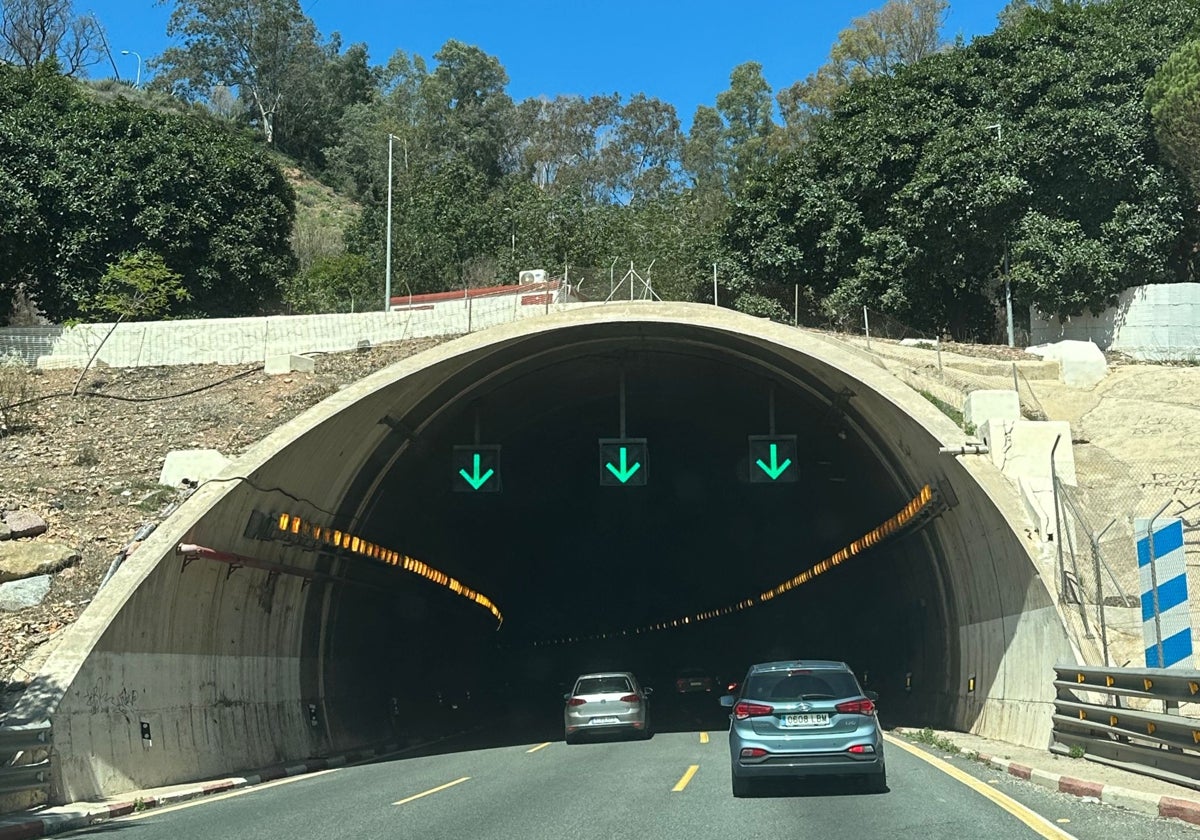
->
xmin=91 ymin=0 xmax=1013 ymax=124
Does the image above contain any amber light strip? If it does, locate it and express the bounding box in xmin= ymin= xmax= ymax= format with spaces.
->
xmin=274 ymin=514 xmax=503 ymax=626
xmin=532 ymin=484 xmax=934 ymax=647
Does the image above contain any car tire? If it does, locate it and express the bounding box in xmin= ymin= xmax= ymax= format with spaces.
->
xmin=565 ymin=732 xmax=579 ymax=745
xmin=863 ymin=766 xmax=887 ymax=793
xmin=731 ymin=773 xmax=753 ymax=798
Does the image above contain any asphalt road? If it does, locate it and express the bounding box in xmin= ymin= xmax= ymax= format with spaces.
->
xmin=54 ymin=714 xmax=1200 ymax=840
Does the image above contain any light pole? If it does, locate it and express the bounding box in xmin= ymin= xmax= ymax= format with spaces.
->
xmin=120 ymin=50 xmax=141 ymax=88
xmin=384 ymin=133 xmax=396 ymax=312
xmin=988 ymin=122 xmax=1015 ymax=348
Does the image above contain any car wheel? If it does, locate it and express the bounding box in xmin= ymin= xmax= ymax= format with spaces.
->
xmin=565 ymin=732 xmax=579 ymax=745
xmin=731 ymin=773 xmax=753 ymax=798
xmin=863 ymin=766 xmax=887 ymax=793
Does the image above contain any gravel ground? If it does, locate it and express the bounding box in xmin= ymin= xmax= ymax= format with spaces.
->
xmin=0 ymin=338 xmax=447 ymax=706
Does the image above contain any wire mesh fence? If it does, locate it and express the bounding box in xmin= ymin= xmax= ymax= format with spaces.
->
xmin=1055 ymin=455 xmax=1200 ymax=668
xmin=0 ymin=326 xmax=63 ymax=365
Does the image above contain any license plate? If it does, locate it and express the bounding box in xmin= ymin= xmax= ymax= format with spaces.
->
xmin=591 ymin=716 xmax=620 ymax=725
xmin=782 ymin=713 xmax=829 ymax=728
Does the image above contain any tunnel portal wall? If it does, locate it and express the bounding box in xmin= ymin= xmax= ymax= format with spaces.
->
xmin=6 ymin=304 xmax=1077 ymax=802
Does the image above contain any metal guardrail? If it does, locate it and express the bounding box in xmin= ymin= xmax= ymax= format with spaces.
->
xmin=1052 ymin=664 xmax=1200 ymax=788
xmin=0 ymin=722 xmax=51 ymax=798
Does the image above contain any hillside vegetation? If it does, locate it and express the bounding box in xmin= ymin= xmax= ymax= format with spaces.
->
xmin=4 ymin=0 xmax=1200 ymax=340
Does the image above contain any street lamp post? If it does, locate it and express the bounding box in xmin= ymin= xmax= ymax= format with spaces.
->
xmin=988 ymin=122 xmax=1015 ymax=348
xmin=120 ymin=50 xmax=141 ymax=88
xmin=384 ymin=133 xmax=396 ymax=312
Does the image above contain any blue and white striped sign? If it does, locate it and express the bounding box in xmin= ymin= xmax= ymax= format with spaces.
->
xmin=1135 ymin=517 xmax=1193 ymax=669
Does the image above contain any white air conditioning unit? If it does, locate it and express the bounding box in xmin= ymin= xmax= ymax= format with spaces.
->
xmin=518 ymin=269 xmax=546 ymax=285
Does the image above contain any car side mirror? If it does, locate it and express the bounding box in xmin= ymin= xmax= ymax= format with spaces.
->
xmin=563 ymin=693 xmax=571 ymax=701
xmin=643 ymin=687 xmax=654 ymax=696
xmin=719 ymin=695 xmax=735 ymax=708
xmin=866 ymin=690 xmax=879 ymax=702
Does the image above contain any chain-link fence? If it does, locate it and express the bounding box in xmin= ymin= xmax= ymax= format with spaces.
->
xmin=0 ymin=326 xmax=62 ymax=365
xmin=1056 ymin=454 xmax=1200 ymax=668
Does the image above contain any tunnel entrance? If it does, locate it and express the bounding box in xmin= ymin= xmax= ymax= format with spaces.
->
xmin=25 ymin=305 xmax=1075 ymax=804
xmin=321 ymin=322 xmax=955 ymax=741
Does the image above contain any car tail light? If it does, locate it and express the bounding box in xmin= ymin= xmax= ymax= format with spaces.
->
xmin=676 ymin=679 xmax=687 ymax=691
xmin=619 ymin=693 xmax=641 ymax=703
xmin=847 ymin=744 xmax=875 ymax=754
xmin=740 ymin=747 xmax=768 ymax=758
xmin=835 ymin=698 xmax=876 ymax=716
xmin=567 ymin=697 xmax=586 ymax=706
xmin=733 ymin=701 xmax=773 ymax=720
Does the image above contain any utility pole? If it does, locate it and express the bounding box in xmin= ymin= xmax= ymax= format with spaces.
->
xmin=988 ymin=122 xmax=1015 ymax=347
xmin=385 ymin=133 xmax=395 ymax=312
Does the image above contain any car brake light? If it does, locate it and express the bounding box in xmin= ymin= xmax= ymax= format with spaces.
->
xmin=567 ymin=697 xmax=586 ymax=706
xmin=676 ymin=679 xmax=687 ymax=691
xmin=835 ymin=698 xmax=876 ymax=716
xmin=733 ymin=701 xmax=773 ymax=720
xmin=848 ymin=744 xmax=875 ymax=754
xmin=740 ymin=747 xmax=768 ymax=758
xmin=619 ymin=693 xmax=641 ymax=703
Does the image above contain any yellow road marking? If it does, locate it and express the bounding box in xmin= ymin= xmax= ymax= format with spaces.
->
xmin=672 ymin=765 xmax=700 ymax=792
xmin=393 ymin=776 xmax=471 ymax=806
xmin=526 ymin=742 xmax=551 ymax=754
xmin=699 ymin=731 xmax=710 ymax=744
xmin=112 ymin=769 xmax=340 ymax=821
xmin=884 ymin=735 xmax=1077 ymax=840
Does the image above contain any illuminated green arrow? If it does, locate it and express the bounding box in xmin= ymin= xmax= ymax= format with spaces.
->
xmin=755 ymin=444 xmax=792 ymax=481
xmin=458 ymin=453 xmax=495 ymax=490
xmin=605 ymin=447 xmax=642 ymax=484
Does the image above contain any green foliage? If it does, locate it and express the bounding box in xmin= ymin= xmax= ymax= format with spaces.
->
xmin=733 ymin=292 xmax=790 ymax=322
xmin=726 ymin=0 xmax=1200 ymax=339
xmin=283 ymin=252 xmax=376 ymax=313
xmin=0 ymin=61 xmax=297 ymax=321
xmin=79 ymin=250 xmax=190 ymax=321
xmin=1147 ymin=37 xmax=1200 ymax=201
xmin=908 ymin=727 xmax=963 ymax=754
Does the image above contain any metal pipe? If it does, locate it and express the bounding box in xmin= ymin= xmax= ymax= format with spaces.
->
xmin=1051 ymin=435 xmax=1065 ymax=601
xmin=1092 ymin=518 xmax=1116 ymax=665
xmin=1146 ymin=500 xmax=1173 ymax=667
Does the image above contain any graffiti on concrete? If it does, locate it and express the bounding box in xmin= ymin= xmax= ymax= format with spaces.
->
xmin=82 ymin=679 xmax=140 ymax=717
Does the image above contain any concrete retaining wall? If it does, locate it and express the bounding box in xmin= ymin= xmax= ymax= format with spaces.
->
xmin=1031 ymin=283 xmax=1200 ymax=361
xmin=37 ymin=298 xmax=599 ymax=368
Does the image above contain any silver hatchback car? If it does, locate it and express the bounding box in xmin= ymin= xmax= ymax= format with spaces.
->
xmin=720 ymin=660 xmax=885 ymax=796
xmin=563 ymin=671 xmax=653 ymax=743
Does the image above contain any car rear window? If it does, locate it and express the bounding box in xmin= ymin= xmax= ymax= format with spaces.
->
xmin=745 ymin=670 xmax=861 ymax=702
xmin=575 ymin=676 xmax=633 ymax=694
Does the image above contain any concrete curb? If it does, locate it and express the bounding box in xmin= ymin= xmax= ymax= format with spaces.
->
xmin=0 ymin=743 xmax=396 ymax=840
xmin=976 ymin=752 xmax=1200 ymax=827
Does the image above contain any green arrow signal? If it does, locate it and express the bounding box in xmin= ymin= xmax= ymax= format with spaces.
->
xmin=604 ymin=447 xmax=642 ymax=484
xmin=755 ymin=443 xmax=792 ymax=481
xmin=458 ymin=453 xmax=495 ymax=490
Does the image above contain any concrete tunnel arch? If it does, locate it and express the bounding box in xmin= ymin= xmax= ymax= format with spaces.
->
xmin=10 ymin=303 xmax=1079 ymax=803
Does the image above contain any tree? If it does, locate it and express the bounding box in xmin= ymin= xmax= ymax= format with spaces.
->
xmin=724 ymin=0 xmax=1200 ymax=338
xmin=79 ymin=250 xmax=190 ymax=321
xmin=776 ymin=0 xmax=948 ymax=138
xmin=0 ymin=62 xmax=297 ymax=321
xmin=1146 ymin=37 xmax=1200 ymax=201
xmin=152 ymin=0 xmax=320 ymax=145
xmin=0 ymin=0 xmax=105 ymax=75
xmin=682 ymin=62 xmax=782 ymax=203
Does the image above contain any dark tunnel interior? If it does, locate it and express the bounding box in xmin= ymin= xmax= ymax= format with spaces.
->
xmin=319 ymin=328 xmax=953 ymax=744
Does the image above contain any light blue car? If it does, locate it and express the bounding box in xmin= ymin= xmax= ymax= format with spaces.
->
xmin=720 ymin=659 xmax=885 ymax=796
